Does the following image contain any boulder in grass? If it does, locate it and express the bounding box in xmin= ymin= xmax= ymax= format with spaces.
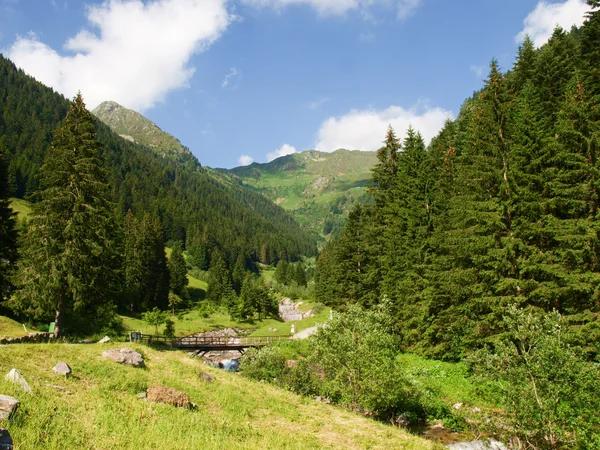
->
xmin=52 ymin=362 xmax=72 ymax=377
xmin=146 ymin=386 xmax=191 ymax=408
xmin=199 ymin=373 xmax=215 ymax=383
xmin=0 ymin=395 xmax=19 ymax=421
xmin=102 ymin=348 xmax=145 ymax=368
xmin=4 ymin=369 xmax=32 ymax=394
xmin=98 ymin=336 xmax=110 ymax=344
xmin=0 ymin=429 xmax=12 ymax=450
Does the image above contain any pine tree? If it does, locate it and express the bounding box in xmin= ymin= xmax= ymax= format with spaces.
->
xmin=0 ymin=147 xmax=17 ymax=300
xmin=294 ymin=263 xmax=307 ymax=287
xmin=274 ymin=259 xmax=289 ymax=285
xmin=207 ymin=249 xmax=231 ymax=303
xmin=124 ymin=212 xmax=169 ymax=312
xmin=11 ymin=93 xmax=119 ymax=336
xmin=168 ymin=241 xmax=188 ymax=298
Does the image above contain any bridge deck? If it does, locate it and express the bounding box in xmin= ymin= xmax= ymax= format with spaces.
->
xmin=133 ymin=334 xmax=292 ymax=350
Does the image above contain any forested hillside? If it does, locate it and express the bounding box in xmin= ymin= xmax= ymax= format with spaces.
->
xmin=229 ymin=149 xmax=376 ymax=241
xmin=316 ymin=9 xmax=600 ymax=361
xmin=0 ymin=54 xmax=316 ymax=267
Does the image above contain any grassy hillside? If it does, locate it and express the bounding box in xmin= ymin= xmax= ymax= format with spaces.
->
xmin=0 ymin=344 xmax=440 ymax=449
xmin=92 ymin=101 xmax=191 ymax=159
xmin=228 ymin=150 xmax=377 ymax=242
xmin=0 ymin=316 xmax=28 ymax=338
xmin=9 ymin=198 xmax=31 ymax=220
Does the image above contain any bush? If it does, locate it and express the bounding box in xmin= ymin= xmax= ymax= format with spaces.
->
xmin=164 ymin=318 xmax=175 ymax=338
xmin=281 ymin=358 xmax=320 ymax=397
xmin=239 ymin=346 xmax=289 ymax=381
xmin=474 ymin=305 xmax=600 ymax=449
xmin=308 ymin=301 xmax=420 ymax=419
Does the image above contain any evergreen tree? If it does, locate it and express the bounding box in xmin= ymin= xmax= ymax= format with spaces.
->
xmin=207 ymin=249 xmax=231 ymax=303
xmin=124 ymin=212 xmax=169 ymax=312
xmin=11 ymin=93 xmax=119 ymax=336
xmin=274 ymin=259 xmax=289 ymax=285
xmin=294 ymin=263 xmax=307 ymax=287
xmin=168 ymin=241 xmax=188 ymax=298
xmin=0 ymin=147 xmax=17 ymax=300
xmin=239 ymin=276 xmax=257 ymax=320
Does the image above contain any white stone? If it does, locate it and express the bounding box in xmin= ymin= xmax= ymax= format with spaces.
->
xmin=4 ymin=369 xmax=32 ymax=394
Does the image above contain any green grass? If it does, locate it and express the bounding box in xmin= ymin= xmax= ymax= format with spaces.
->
xmin=9 ymin=198 xmax=32 ymax=220
xmin=0 ymin=344 xmax=440 ymax=449
xmin=397 ymin=353 xmax=500 ymax=409
xmin=0 ymin=316 xmax=29 ymax=338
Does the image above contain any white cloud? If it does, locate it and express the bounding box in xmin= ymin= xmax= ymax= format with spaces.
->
xmin=238 ymin=155 xmax=254 ymax=166
xmin=267 ymin=144 xmax=297 ymax=162
xmin=315 ymin=104 xmax=452 ymax=152
xmin=5 ymin=0 xmax=231 ymax=111
xmin=241 ymin=0 xmax=422 ymax=20
xmin=516 ymin=0 xmax=588 ymax=47
xmin=221 ymin=67 xmax=239 ymax=89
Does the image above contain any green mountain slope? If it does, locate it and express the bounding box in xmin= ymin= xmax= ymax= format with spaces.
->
xmin=228 ymin=150 xmax=377 ymax=241
xmin=93 ymin=100 xmax=190 ymax=159
xmin=0 ymin=54 xmax=316 ymax=264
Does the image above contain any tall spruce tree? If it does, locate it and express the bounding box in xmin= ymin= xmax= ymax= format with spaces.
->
xmin=11 ymin=93 xmax=119 ymax=336
xmin=0 ymin=147 xmax=17 ymax=300
xmin=168 ymin=241 xmax=188 ymax=298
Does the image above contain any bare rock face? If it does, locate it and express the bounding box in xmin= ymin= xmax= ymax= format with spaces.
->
xmin=0 ymin=428 xmax=13 ymax=450
xmin=146 ymin=386 xmax=191 ymax=408
xmin=0 ymin=395 xmax=19 ymax=420
xmin=52 ymin=362 xmax=72 ymax=376
xmin=102 ymin=348 xmax=145 ymax=368
xmin=4 ymin=369 xmax=31 ymax=394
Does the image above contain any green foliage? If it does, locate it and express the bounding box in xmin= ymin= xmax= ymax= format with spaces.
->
xmin=168 ymin=241 xmax=189 ymax=298
xmin=308 ymin=301 xmax=417 ymax=419
xmin=163 ymin=317 xmax=176 ymax=338
xmin=239 ymin=346 xmax=289 ymax=381
xmin=0 ymin=148 xmax=17 ymax=300
xmin=142 ymin=307 xmax=168 ymax=335
xmin=10 ymin=93 xmax=119 ymax=336
xmin=124 ymin=211 xmax=170 ymax=312
xmin=474 ymin=306 xmax=600 ymax=449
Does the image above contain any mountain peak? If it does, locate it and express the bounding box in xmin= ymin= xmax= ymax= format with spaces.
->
xmin=92 ymin=101 xmax=191 ymax=158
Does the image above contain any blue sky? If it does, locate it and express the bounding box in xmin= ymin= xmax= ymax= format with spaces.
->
xmin=0 ymin=0 xmax=591 ymax=168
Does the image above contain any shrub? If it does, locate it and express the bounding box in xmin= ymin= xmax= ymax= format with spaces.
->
xmin=164 ymin=318 xmax=175 ymax=338
xmin=239 ymin=346 xmax=289 ymax=381
xmin=474 ymin=305 xmax=600 ymax=449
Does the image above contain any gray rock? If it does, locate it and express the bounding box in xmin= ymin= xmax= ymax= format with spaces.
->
xmin=0 ymin=395 xmax=19 ymax=420
xmin=0 ymin=429 xmax=13 ymax=450
xmin=102 ymin=348 xmax=145 ymax=368
xmin=98 ymin=336 xmax=111 ymax=344
xmin=52 ymin=362 xmax=72 ymax=376
xmin=199 ymin=373 xmax=215 ymax=383
xmin=4 ymin=369 xmax=32 ymax=394
xmin=136 ymin=392 xmax=147 ymax=399
xmin=446 ymin=440 xmax=507 ymax=450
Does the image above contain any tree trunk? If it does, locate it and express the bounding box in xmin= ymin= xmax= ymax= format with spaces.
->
xmin=54 ymin=291 xmax=65 ymax=338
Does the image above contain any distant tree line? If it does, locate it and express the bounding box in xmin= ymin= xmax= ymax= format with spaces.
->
xmin=316 ymin=4 xmax=600 ymax=361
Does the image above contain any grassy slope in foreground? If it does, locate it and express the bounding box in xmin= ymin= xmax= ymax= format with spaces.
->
xmin=0 ymin=344 xmax=440 ymax=449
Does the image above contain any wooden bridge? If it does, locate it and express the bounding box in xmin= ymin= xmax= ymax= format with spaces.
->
xmin=132 ymin=333 xmax=292 ymax=351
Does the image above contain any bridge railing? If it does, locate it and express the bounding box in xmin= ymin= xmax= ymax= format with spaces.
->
xmin=130 ymin=333 xmax=292 ymax=347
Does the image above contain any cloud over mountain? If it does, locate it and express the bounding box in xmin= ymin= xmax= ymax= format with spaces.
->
xmin=315 ymin=104 xmax=452 ymax=152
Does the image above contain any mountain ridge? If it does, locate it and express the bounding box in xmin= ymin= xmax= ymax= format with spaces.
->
xmin=227 ymin=149 xmax=377 ymax=241
xmin=92 ymin=100 xmax=191 ymax=159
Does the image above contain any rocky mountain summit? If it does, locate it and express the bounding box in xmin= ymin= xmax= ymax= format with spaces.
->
xmin=92 ymin=101 xmax=191 ymax=158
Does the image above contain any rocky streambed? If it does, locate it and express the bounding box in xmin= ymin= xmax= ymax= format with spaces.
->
xmin=184 ymin=328 xmax=245 ymax=371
